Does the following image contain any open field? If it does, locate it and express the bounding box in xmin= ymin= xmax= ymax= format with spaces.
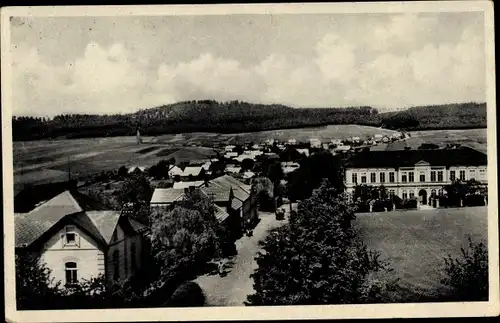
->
xmin=354 ymin=206 xmax=488 ymax=302
xmin=371 ymin=128 xmax=487 ymax=153
xmin=13 ymin=126 xmax=487 ymax=188
xmin=153 ymin=124 xmax=400 ymax=146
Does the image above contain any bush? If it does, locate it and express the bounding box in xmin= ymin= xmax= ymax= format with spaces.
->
xmin=441 ymin=236 xmax=488 ymax=301
xmin=166 ymin=282 xmax=205 ymax=307
xmin=464 ymin=195 xmax=486 ymax=207
xmin=398 ymin=198 xmax=417 ymax=210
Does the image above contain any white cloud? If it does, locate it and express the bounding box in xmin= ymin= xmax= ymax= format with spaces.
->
xmin=11 ymin=14 xmax=485 ymax=116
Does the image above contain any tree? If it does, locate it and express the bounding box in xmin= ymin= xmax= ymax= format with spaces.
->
xmin=15 ymin=253 xmax=63 ymax=310
xmin=287 ymin=151 xmax=344 ymax=201
xmin=246 ymin=180 xmax=396 ymax=305
xmin=241 ymin=158 xmax=255 ymax=171
xmin=441 ymin=236 xmax=488 ymax=301
xmin=418 ymin=143 xmax=439 ymax=150
xmin=118 ymin=166 xmax=128 ymax=178
xmin=251 ymin=177 xmax=275 ymax=212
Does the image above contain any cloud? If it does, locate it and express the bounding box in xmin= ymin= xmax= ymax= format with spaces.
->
xmin=11 ymin=14 xmax=485 ymax=116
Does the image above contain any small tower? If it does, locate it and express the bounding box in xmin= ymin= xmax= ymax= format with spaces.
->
xmin=136 ymin=127 xmax=142 ymax=145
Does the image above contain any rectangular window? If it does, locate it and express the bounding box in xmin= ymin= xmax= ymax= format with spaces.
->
xmin=420 ymin=174 xmax=425 ymax=182
xmin=65 ymin=262 xmax=78 ymax=285
xmin=64 ymin=226 xmax=77 ymax=246
xmin=437 ymin=171 xmax=443 ymax=182
xmin=459 ymin=170 xmax=466 ymax=181
xmin=401 ymin=173 xmax=407 ymax=183
xmin=380 ymin=173 xmax=386 ymax=183
xmin=409 ymin=172 xmax=414 ymax=182
xmin=352 ymin=173 xmax=357 ymax=184
xmin=389 ymin=172 xmax=395 ymax=183
xmin=402 ymin=192 xmax=408 ymax=199
xmin=389 ymin=189 xmax=395 ymax=196
xmin=361 ymin=176 xmax=366 ymax=183
xmin=430 ymin=171 xmax=436 ymax=182
xmin=409 ymin=191 xmax=415 ymax=199
xmin=450 ymin=170 xmax=456 ymax=181
xmin=370 ymin=173 xmax=376 ymax=183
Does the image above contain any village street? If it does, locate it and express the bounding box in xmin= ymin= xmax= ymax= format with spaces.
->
xmin=195 ymin=204 xmax=295 ymax=306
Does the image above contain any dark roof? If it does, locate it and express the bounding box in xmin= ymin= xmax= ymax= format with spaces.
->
xmin=14 ymin=181 xmax=78 ymax=213
xmin=15 ymin=190 xmax=141 ymax=248
xmin=201 ymin=175 xmax=251 ymax=202
xmin=345 ymin=147 xmax=487 ymax=169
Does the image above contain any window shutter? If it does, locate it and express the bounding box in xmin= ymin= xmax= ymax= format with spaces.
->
xmin=76 ymin=234 xmax=81 ymax=248
xmin=60 ymin=233 xmax=65 ymax=248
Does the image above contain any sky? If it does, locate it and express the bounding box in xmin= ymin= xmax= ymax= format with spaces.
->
xmin=10 ymin=12 xmax=486 ymax=117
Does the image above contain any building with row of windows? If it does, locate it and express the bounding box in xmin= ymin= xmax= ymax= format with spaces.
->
xmin=344 ymin=147 xmax=488 ymax=205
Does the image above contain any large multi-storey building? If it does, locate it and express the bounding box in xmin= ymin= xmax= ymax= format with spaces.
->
xmin=344 ymin=147 xmax=487 ymax=205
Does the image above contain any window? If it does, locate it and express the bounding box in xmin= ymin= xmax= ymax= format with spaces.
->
xmin=437 ymin=171 xmax=443 ymax=182
xmin=389 ymin=189 xmax=395 ymax=196
xmin=130 ymin=243 xmax=137 ymax=272
xmin=401 ymin=173 xmax=407 ymax=183
xmin=420 ymin=174 xmax=425 ymax=182
xmin=438 ymin=189 xmax=444 ymax=196
xmin=459 ymin=170 xmax=466 ymax=181
xmin=380 ymin=173 xmax=386 ymax=183
xmin=370 ymin=172 xmax=376 ymax=183
xmin=450 ymin=170 xmax=456 ymax=181
xmin=431 ymin=189 xmax=437 ymax=197
xmin=402 ymin=190 xmax=408 ymax=199
xmin=361 ymin=176 xmax=366 ymax=183
xmin=65 ymin=262 xmax=78 ymax=285
xmin=409 ymin=190 xmax=415 ymax=199
xmin=113 ymin=250 xmax=120 ymax=281
xmin=64 ymin=226 xmax=78 ymax=246
xmin=389 ymin=172 xmax=395 ymax=183
xmin=430 ymin=171 xmax=436 ymax=182
xmin=408 ymin=172 xmax=414 ymax=182
xmin=352 ymin=173 xmax=357 ymax=184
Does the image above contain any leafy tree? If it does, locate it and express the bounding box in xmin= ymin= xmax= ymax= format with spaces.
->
xmin=15 ymin=253 xmax=63 ymax=310
xmin=251 ymin=177 xmax=275 ymax=212
xmin=241 ymin=158 xmax=255 ymax=171
xmin=247 ymin=180 xmax=396 ymax=305
xmin=118 ymin=166 xmax=128 ymax=177
xmin=287 ymin=151 xmax=344 ymax=201
xmin=441 ymin=236 xmax=488 ymax=301
xmin=418 ymin=143 xmax=440 ymax=150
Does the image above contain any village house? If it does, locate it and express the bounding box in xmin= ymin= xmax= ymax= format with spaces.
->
xmin=309 ymin=138 xmax=322 ymax=148
xmin=127 ymin=166 xmax=146 ymax=174
xmin=224 ymin=151 xmax=239 ymax=159
xmin=296 ymin=148 xmax=310 ymax=157
xmin=202 ymin=175 xmax=259 ymax=232
xmin=15 ymin=191 xmax=148 ymax=289
xmin=172 ymin=181 xmax=205 ymax=189
xmin=225 ymin=165 xmax=243 ymax=175
xmin=287 ymin=139 xmax=297 ymax=146
xmin=335 ymin=145 xmax=352 ymax=153
xmin=330 ymin=139 xmax=343 ymax=146
xmin=281 ymin=161 xmax=300 ymax=176
xmin=352 ymin=136 xmax=361 ymax=144
xmin=224 ymin=145 xmax=236 ymax=152
xmin=344 ymin=147 xmax=488 ymax=207
xmin=373 ymin=134 xmax=383 ymax=142
xmin=180 ymin=166 xmax=205 ymax=181
xmin=382 ymin=136 xmax=390 ymax=143
xmin=168 ymin=165 xmax=183 ymax=178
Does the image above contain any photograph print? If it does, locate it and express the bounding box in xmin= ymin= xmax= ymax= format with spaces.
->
xmin=2 ymin=2 xmax=498 ymax=322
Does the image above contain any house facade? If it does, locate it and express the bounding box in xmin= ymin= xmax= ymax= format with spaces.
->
xmin=15 ymin=191 xmax=148 ymax=288
xmin=344 ymin=147 xmax=487 ymax=205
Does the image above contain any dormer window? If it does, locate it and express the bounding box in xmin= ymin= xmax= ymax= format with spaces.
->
xmin=63 ymin=225 xmax=79 ymax=247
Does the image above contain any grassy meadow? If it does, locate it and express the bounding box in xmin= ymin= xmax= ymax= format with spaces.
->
xmin=12 ymin=126 xmax=487 ymax=188
xmin=354 ymin=206 xmax=488 ymax=302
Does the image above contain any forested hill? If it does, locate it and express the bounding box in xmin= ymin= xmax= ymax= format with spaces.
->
xmin=12 ymin=100 xmax=486 ymax=141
